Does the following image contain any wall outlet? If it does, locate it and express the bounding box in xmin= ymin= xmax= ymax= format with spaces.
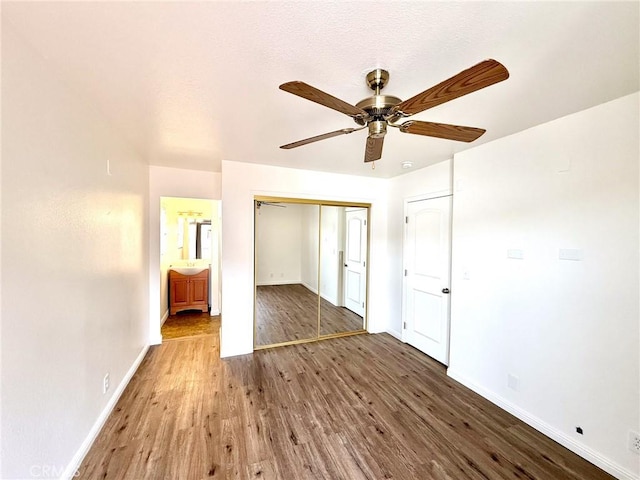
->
xmin=103 ymin=373 xmax=110 ymax=394
xmin=629 ymin=431 xmax=640 ymax=454
xmin=507 ymin=373 xmax=519 ymax=391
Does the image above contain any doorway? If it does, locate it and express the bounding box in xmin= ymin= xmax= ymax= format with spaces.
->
xmin=160 ymin=197 xmax=221 ymax=340
xmin=402 ymin=195 xmax=452 ymax=365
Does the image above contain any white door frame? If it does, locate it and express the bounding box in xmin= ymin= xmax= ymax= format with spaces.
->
xmin=401 ymin=191 xmax=453 ymax=363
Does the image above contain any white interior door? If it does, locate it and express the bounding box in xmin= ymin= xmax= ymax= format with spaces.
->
xmin=403 ymin=196 xmax=452 ymax=365
xmin=343 ymin=209 xmax=367 ymax=317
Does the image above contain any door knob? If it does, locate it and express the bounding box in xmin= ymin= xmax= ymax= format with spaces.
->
xmin=442 ymin=288 xmax=450 ymax=294
xmin=344 ymin=264 xmax=348 ymax=267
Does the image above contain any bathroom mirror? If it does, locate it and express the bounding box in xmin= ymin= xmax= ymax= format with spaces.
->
xmin=175 ymin=216 xmax=212 ymax=261
xmin=194 ymin=221 xmax=212 ymax=260
xmin=254 ymin=197 xmax=369 ymax=350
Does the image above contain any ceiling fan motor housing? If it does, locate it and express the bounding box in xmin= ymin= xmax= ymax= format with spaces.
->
xmin=351 ymin=68 xmax=403 ymax=129
xmin=355 ymin=94 xmax=402 ymax=126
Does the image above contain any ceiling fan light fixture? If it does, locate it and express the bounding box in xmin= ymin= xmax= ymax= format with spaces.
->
xmin=368 ymin=120 xmax=387 ymax=138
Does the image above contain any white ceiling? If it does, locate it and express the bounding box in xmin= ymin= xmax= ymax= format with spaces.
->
xmin=3 ymin=1 xmax=638 ymax=178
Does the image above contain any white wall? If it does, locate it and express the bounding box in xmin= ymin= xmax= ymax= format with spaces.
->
xmin=319 ymin=206 xmax=345 ymax=305
xmin=448 ymin=93 xmax=639 ymax=479
xmin=386 ymin=160 xmax=453 ymax=338
xmin=300 ymin=204 xmax=319 ymax=292
xmin=1 ymin=25 xmax=149 ymax=478
xmin=220 ymin=160 xmax=388 ymax=357
xmin=0 ymin=7 xmax=5 ymax=476
xmin=148 ymin=165 xmax=221 ymax=343
xmin=255 ymin=203 xmax=303 ymax=285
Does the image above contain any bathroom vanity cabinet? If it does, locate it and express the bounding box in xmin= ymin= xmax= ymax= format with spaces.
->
xmin=169 ymin=269 xmax=209 ymax=315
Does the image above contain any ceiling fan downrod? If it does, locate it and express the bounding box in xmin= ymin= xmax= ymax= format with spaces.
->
xmin=354 ymin=69 xmax=403 ymax=128
xmin=365 ymin=68 xmax=389 ymax=95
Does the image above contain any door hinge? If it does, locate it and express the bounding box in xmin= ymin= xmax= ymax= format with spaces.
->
xmin=364 ymin=219 xmax=367 ymax=226
xmin=403 ymin=322 xmax=407 ymax=329
xmin=363 ymin=261 xmax=366 ymax=267
xmin=404 ymin=269 xmax=408 ymax=276
xmin=362 ymin=302 xmax=365 ymax=307
xmin=405 ymin=216 xmax=409 ymax=224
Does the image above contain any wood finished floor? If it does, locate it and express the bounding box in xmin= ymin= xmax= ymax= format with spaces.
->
xmin=256 ymin=284 xmax=363 ymax=346
xmin=77 ymin=320 xmax=612 ymax=480
xmin=162 ymin=311 xmax=218 ymax=340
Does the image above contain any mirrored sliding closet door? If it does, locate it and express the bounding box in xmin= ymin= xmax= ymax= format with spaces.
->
xmin=254 ymin=198 xmax=369 ymax=350
xmin=319 ymin=206 xmax=367 ymax=336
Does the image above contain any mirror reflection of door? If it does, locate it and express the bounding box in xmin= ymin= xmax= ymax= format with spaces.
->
xmin=343 ymin=208 xmax=367 ymax=317
xmin=319 ymin=206 xmax=366 ymax=336
xmin=195 ymin=221 xmax=212 ymax=259
xmin=254 ymin=202 xmax=319 ymax=347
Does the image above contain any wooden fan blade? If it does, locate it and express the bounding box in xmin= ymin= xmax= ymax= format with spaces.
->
xmin=280 ymin=81 xmax=368 ymax=119
xmin=399 ymin=120 xmax=486 ymax=142
xmin=280 ymin=128 xmax=361 ymax=149
xmin=364 ymin=136 xmax=384 ymax=163
xmin=392 ymin=59 xmax=509 ymax=117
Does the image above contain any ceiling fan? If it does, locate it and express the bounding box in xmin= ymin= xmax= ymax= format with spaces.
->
xmin=279 ymin=59 xmax=509 ymax=163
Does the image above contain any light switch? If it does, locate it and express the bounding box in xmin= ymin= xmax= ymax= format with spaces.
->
xmin=556 ymin=157 xmax=571 ymax=173
xmin=559 ymin=249 xmax=582 ymax=261
xmin=508 ymin=373 xmax=520 ymax=391
xmin=507 ymin=249 xmax=524 ymax=260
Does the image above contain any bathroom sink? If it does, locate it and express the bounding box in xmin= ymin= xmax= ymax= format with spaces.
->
xmin=170 ymin=266 xmax=208 ymax=275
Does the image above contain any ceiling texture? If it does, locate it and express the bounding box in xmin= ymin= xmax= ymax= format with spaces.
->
xmin=3 ymin=1 xmax=639 ymax=178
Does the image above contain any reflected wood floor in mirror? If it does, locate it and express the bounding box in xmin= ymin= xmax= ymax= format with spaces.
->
xmin=256 ymin=284 xmax=363 ymax=346
xmin=319 ymin=295 xmax=363 ymax=336
xmin=76 ymin=326 xmax=613 ymax=480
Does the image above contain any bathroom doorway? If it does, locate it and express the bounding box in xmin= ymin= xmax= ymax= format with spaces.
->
xmin=159 ymin=196 xmax=221 ymax=340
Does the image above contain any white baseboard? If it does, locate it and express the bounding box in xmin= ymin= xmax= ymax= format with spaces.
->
xmin=301 ymin=282 xmax=318 ymax=295
xmin=446 ymin=369 xmax=639 ymax=480
xmin=256 ymin=280 xmax=300 ymax=286
xmin=160 ymin=310 xmax=169 ymax=326
xmin=386 ymin=328 xmax=403 ymax=341
xmin=319 ymin=291 xmax=339 ymax=306
xmin=61 ymin=344 xmax=150 ymax=480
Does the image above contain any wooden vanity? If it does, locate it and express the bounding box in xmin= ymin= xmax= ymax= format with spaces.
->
xmin=169 ymin=268 xmax=209 ymax=315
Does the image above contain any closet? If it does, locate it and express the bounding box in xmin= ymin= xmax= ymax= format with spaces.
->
xmin=254 ymin=197 xmax=370 ymax=349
